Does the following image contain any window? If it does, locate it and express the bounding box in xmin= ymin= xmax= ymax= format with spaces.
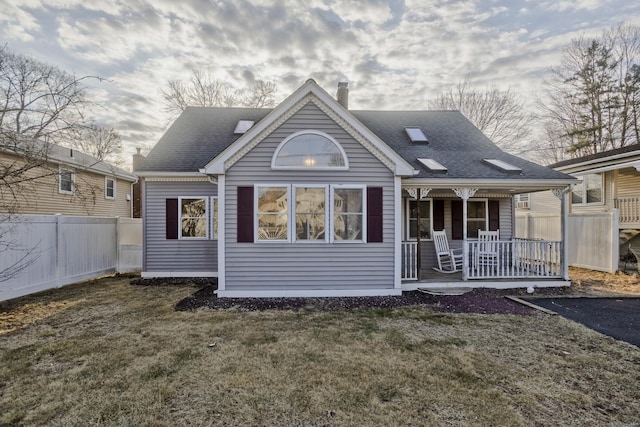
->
xmin=59 ymin=168 xmax=74 ymax=194
xmin=252 ymin=184 xmax=369 ymax=243
xmin=515 ymin=194 xmax=529 ymax=209
xmin=105 ymin=178 xmax=115 ymax=199
xmin=272 ymin=131 xmax=348 ymax=170
xmin=295 ymin=186 xmax=326 ymax=241
xmin=572 ymin=174 xmax=602 ymax=204
xmin=467 ymin=200 xmax=487 ymax=239
xmin=256 ymin=186 xmax=289 ymax=241
xmin=405 ymin=127 xmax=428 ymax=142
xmin=407 ymin=199 xmax=431 ymax=240
xmin=333 ymin=187 xmax=364 ymax=241
xmin=179 ymin=197 xmax=208 ymax=238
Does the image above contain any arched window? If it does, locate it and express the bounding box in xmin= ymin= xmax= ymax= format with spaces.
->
xmin=271 ymin=130 xmax=348 ymax=170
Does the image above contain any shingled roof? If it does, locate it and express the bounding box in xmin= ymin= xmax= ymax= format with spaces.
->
xmin=137 ymin=105 xmax=570 ymax=182
xmin=548 ymin=143 xmax=640 ymax=169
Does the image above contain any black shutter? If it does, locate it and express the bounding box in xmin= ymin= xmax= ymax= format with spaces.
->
xmin=451 ymin=200 xmax=463 ymax=240
xmin=488 ymin=200 xmax=500 ymax=231
xmin=237 ymin=186 xmax=254 ymax=242
xmin=166 ymin=199 xmax=178 ymax=239
xmin=433 ymin=199 xmax=445 ymax=231
xmin=366 ymin=187 xmax=383 ymax=243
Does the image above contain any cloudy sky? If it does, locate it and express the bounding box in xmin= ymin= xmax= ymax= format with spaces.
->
xmin=2 ymin=0 xmax=639 ymax=166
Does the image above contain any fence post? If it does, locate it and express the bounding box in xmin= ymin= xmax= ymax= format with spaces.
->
xmin=115 ymin=216 xmax=120 ymax=273
xmin=611 ymin=209 xmax=619 ymax=273
xmin=55 ymin=214 xmax=62 ymax=287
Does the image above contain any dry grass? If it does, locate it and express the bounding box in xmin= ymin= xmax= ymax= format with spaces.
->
xmin=568 ymin=267 xmax=640 ymax=296
xmin=1 ymin=274 xmax=639 ymax=426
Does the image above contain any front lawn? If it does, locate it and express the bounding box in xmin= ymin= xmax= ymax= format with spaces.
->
xmin=1 ymin=276 xmax=639 ymax=426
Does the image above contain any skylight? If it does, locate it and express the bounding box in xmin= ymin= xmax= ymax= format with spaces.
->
xmin=234 ymin=120 xmax=255 ymax=134
xmin=418 ymin=158 xmax=447 ymax=173
xmin=483 ymin=159 xmax=522 ymax=174
xmin=405 ymin=127 xmax=428 ymax=143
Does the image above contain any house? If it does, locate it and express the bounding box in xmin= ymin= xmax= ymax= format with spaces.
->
xmin=518 ymin=143 xmax=640 ymax=268
xmin=0 ymin=140 xmax=137 ymax=217
xmin=135 ymin=80 xmax=576 ymax=297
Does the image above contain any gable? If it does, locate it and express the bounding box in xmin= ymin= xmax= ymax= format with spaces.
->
xmin=203 ymin=80 xmax=415 ymax=176
xmin=229 ymin=101 xmax=395 ymax=175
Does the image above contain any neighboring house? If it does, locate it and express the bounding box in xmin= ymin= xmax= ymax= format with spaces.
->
xmin=0 ymin=141 xmax=137 ymax=217
xmin=136 ymin=80 xmax=575 ymax=297
xmin=519 ymin=144 xmax=640 ymax=257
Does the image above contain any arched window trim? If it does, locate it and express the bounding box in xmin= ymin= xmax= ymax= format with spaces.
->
xmin=271 ymin=130 xmax=349 ymax=171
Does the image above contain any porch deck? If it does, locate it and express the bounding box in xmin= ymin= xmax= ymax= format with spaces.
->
xmin=401 ymin=269 xmax=569 ymax=290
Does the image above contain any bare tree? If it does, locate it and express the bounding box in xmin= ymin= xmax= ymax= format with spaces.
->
xmin=240 ymin=80 xmax=278 ymax=108
xmin=428 ymin=79 xmax=532 ymax=154
xmin=0 ymin=46 xmax=97 ymax=199
xmin=0 ymin=46 xmax=97 ymax=281
xmin=538 ymin=23 xmax=640 ymax=162
xmin=68 ymin=123 xmax=124 ymax=167
xmin=162 ymin=70 xmax=278 ymax=117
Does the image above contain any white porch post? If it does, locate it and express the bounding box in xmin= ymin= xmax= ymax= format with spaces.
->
xmin=405 ymin=187 xmax=431 ymax=280
xmin=553 ymin=187 xmax=571 ymax=281
xmin=453 ymin=188 xmax=477 ymax=281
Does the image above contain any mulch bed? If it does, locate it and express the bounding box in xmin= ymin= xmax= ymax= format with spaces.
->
xmin=133 ymin=277 xmax=574 ymax=315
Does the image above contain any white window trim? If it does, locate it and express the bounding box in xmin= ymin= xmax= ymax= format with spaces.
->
xmin=211 ymin=196 xmax=218 ymax=240
xmin=405 ymin=197 xmax=433 ymax=241
xmin=105 ymin=177 xmax=116 ymax=200
xmin=255 ymin=184 xmax=291 ymax=243
xmin=58 ymin=167 xmax=75 ymax=195
xmin=571 ymin=173 xmax=604 ymax=206
xmin=178 ymin=196 xmax=209 ymax=240
xmin=271 ymin=130 xmax=349 ymax=171
xmin=293 ymin=184 xmax=329 ymax=243
xmin=253 ymin=184 xmax=367 ymax=244
xmin=330 ymin=184 xmax=366 ymax=243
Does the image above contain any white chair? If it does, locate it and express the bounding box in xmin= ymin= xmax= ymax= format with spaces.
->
xmin=432 ymin=230 xmax=463 ymax=273
xmin=476 ymin=229 xmax=499 ymax=270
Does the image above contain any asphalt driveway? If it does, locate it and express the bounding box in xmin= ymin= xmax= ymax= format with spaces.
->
xmin=528 ymin=297 xmax=640 ymax=348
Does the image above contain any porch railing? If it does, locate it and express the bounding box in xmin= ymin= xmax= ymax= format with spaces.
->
xmin=401 ymin=241 xmax=418 ymax=280
xmin=465 ymin=239 xmax=562 ymax=279
xmin=614 ymin=197 xmax=640 ymax=225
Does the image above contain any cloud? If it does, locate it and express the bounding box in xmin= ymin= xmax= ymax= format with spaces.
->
xmin=2 ymin=0 xmax=640 ymax=163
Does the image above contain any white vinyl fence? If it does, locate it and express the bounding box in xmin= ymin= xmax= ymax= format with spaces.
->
xmin=0 ymin=215 xmax=142 ymax=302
xmin=516 ymin=210 xmax=619 ymax=273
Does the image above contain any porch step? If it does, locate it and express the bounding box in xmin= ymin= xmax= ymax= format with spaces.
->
xmin=417 ymin=287 xmax=472 ymax=296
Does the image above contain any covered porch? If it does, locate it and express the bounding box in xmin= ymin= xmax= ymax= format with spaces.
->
xmin=398 ymin=182 xmax=572 ymax=287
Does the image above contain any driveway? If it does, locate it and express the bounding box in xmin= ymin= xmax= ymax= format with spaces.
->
xmin=528 ymin=297 xmax=640 ymax=348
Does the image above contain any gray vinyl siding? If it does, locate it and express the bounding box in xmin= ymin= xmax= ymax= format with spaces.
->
xmin=413 ymin=197 xmax=513 ymax=270
xmin=144 ymin=180 xmax=218 ymax=272
xmin=224 ymin=102 xmax=396 ymax=291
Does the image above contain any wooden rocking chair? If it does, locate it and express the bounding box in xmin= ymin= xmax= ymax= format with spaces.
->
xmin=432 ymin=230 xmax=463 ymax=273
xmin=476 ymin=229 xmax=499 ymax=270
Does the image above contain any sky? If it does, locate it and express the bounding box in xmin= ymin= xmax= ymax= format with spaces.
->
xmin=2 ymin=0 xmax=639 ymax=168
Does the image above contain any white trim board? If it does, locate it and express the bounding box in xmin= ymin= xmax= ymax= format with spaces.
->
xmin=217 ymin=288 xmax=403 ymax=298
xmin=141 ymin=271 xmax=218 ymax=278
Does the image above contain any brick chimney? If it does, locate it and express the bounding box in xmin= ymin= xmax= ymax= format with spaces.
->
xmin=132 ymin=147 xmax=145 ymax=171
xmin=337 ymin=82 xmax=349 ymax=109
xmin=131 ymin=148 xmax=146 ymax=218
